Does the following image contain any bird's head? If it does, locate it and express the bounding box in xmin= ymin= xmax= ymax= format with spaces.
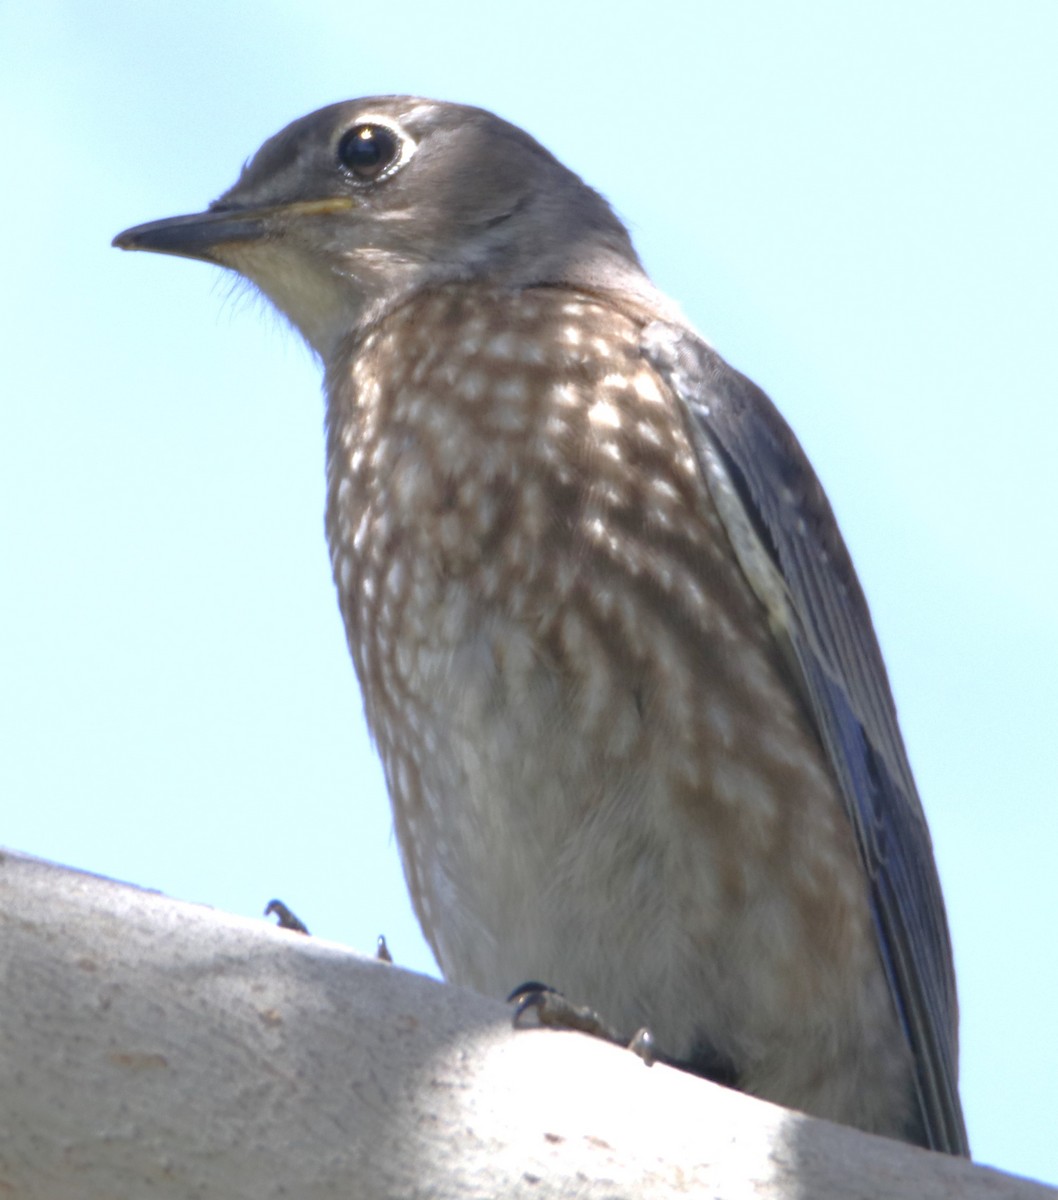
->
xmin=113 ymin=97 xmax=655 ymax=360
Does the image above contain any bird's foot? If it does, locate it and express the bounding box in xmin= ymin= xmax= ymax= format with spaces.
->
xmin=507 ymin=981 xmax=658 ymax=1067
xmin=264 ymin=902 xmax=395 ymax=967
xmin=264 ymin=899 xmax=310 ymax=934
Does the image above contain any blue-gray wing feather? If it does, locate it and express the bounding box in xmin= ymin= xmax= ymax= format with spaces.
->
xmin=641 ymin=321 xmax=968 ymax=1156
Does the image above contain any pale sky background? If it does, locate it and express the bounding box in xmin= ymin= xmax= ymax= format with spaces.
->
xmin=2 ymin=0 xmax=1056 ymax=1184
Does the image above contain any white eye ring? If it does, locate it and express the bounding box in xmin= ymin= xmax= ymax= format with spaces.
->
xmin=335 ymin=117 xmax=416 ymax=183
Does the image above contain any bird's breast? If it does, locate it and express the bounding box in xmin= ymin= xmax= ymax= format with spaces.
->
xmin=322 ymin=284 xmax=893 ymax=1102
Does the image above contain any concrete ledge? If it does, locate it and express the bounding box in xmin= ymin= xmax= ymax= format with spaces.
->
xmin=0 ymin=849 xmax=1052 ymax=1199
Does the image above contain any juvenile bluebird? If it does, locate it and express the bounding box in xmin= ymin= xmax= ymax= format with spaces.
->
xmin=113 ymin=97 xmax=968 ymax=1154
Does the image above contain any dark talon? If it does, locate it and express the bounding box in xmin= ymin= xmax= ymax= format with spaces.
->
xmin=508 ymin=982 xmax=560 ymax=1028
xmin=509 ymin=983 xmax=571 ymax=1029
xmin=506 ymin=980 xmax=553 ymax=1004
xmin=264 ymin=899 xmax=310 ymax=934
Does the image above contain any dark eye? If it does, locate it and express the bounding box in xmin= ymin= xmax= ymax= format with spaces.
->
xmin=337 ymin=123 xmax=401 ymax=181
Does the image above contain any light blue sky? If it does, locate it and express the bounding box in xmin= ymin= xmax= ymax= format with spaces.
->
xmin=3 ymin=1 xmax=1056 ymax=1183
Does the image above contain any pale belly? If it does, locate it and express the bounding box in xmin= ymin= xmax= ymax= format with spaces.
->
xmin=366 ymin=586 xmax=913 ymax=1136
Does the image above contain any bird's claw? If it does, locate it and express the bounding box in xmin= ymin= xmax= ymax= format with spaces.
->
xmin=264 ymin=899 xmax=310 ymax=934
xmin=507 ymin=981 xmax=658 ymax=1067
xmin=627 ymin=1026 xmax=658 ymax=1067
xmin=508 ymin=981 xmax=611 ymax=1036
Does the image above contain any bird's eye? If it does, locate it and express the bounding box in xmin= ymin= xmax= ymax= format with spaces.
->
xmin=337 ymin=123 xmax=401 ymax=181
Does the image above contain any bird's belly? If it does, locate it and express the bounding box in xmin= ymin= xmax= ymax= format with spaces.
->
xmin=370 ymin=587 xmax=910 ymax=1131
xmin=393 ymin=605 xmax=700 ymax=1027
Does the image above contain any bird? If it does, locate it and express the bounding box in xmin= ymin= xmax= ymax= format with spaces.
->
xmin=113 ymin=96 xmax=968 ymax=1155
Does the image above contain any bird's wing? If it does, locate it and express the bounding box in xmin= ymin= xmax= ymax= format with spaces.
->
xmin=641 ymin=321 xmax=969 ymax=1157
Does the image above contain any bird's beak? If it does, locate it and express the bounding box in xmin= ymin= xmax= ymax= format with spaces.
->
xmin=112 ymin=197 xmax=356 ymax=263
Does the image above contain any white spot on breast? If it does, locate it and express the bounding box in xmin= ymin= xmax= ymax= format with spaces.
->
xmin=650 ymin=478 xmax=680 ymax=505
xmin=635 ymin=421 xmax=663 ymax=448
xmin=494 ymin=375 xmax=529 ymax=406
xmin=592 ymin=481 xmax=624 ymax=509
xmin=353 ymin=511 xmax=371 ymax=554
xmin=514 ymin=338 xmax=548 ymax=366
xmin=385 ymin=559 xmax=405 ymax=597
xmin=486 ymin=332 xmax=518 ymax=359
xmin=588 ymin=399 xmax=622 ymax=429
xmin=392 ymin=462 xmax=433 ymax=509
xmin=634 ymin=373 xmax=666 ymax=405
xmin=457 ymin=370 xmax=487 ymax=403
